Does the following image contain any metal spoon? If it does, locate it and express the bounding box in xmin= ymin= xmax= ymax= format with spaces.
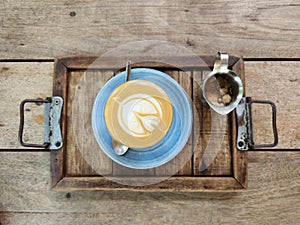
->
xmin=112 ymin=61 xmax=131 ymax=155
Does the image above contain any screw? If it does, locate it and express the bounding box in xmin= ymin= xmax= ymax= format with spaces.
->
xmin=238 ymin=141 xmax=245 ymax=148
xmin=55 ymin=141 xmax=61 ymax=148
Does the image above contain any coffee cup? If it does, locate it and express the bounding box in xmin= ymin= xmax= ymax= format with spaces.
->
xmin=104 ymin=79 xmax=173 ymax=149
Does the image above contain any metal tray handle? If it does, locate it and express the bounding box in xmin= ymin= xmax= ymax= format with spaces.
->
xmin=236 ymin=97 xmax=278 ymax=151
xmin=18 ymin=97 xmax=63 ymax=150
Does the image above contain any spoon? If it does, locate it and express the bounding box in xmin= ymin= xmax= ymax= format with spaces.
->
xmin=112 ymin=61 xmax=131 ymax=155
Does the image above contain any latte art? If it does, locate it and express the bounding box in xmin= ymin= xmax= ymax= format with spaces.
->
xmin=105 ymin=80 xmax=173 ymax=148
xmin=115 ymin=94 xmax=165 ymax=138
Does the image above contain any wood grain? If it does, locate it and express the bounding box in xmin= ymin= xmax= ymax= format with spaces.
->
xmin=1 ymin=0 xmax=300 ymax=223
xmin=0 ymin=211 xmax=214 ymax=225
xmin=245 ymin=61 xmax=300 ymax=149
xmin=193 ymin=69 xmax=233 ymax=176
xmin=0 ymin=1 xmax=299 ymax=59
xmin=155 ymin=70 xmax=193 ymax=176
xmin=66 ymin=70 xmax=114 ymax=176
xmin=178 ymin=71 xmax=193 ymax=175
xmin=0 ymin=151 xmax=299 ymax=224
xmin=0 ymin=62 xmax=53 ymax=149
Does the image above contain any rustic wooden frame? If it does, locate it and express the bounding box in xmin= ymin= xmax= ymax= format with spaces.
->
xmin=51 ymin=55 xmax=247 ymax=191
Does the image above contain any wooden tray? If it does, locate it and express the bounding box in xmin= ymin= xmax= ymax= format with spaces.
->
xmin=51 ymin=55 xmax=247 ymax=191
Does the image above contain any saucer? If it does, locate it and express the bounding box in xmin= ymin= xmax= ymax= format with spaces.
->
xmin=92 ymin=68 xmax=192 ymax=169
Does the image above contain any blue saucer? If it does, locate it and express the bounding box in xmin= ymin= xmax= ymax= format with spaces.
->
xmin=92 ymin=68 xmax=192 ymax=169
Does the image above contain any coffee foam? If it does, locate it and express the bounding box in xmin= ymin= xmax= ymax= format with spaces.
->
xmin=115 ymin=94 xmax=164 ymax=138
xmin=105 ymin=80 xmax=173 ymax=148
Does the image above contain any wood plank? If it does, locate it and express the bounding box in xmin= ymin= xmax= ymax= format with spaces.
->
xmin=178 ymin=71 xmax=193 ymax=175
xmin=66 ymin=70 xmax=114 ymax=176
xmin=54 ymin=176 xmax=242 ymax=191
xmin=0 ymin=151 xmax=299 ymax=225
xmin=245 ymin=61 xmax=300 ymax=149
xmin=212 ymin=152 xmax=300 ymax=225
xmin=112 ymin=163 xmax=156 ymax=177
xmin=0 ymin=1 xmax=299 ymax=59
xmin=0 ymin=211 xmax=214 ymax=225
xmin=155 ymin=70 xmax=193 ymax=176
xmin=193 ymin=69 xmax=232 ymax=176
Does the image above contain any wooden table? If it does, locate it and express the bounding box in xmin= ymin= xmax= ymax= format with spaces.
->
xmin=0 ymin=1 xmax=299 ymax=224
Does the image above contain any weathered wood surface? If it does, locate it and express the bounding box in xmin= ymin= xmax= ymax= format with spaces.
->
xmin=0 ymin=212 xmax=214 ymax=225
xmin=67 ymin=70 xmax=114 ymax=176
xmin=193 ymin=69 xmax=232 ymax=176
xmin=153 ymin=70 xmax=192 ymax=176
xmin=0 ymin=0 xmax=299 ymax=59
xmin=1 ymin=0 xmax=299 ymax=223
xmin=0 ymin=151 xmax=299 ymax=224
xmin=2 ymin=61 xmax=298 ymax=150
xmin=0 ymin=62 xmax=53 ymax=149
xmin=245 ymin=61 xmax=300 ymax=149
xmin=0 ymin=60 xmax=299 ymax=222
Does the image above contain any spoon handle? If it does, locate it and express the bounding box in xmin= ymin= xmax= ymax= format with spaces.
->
xmin=126 ymin=61 xmax=131 ymax=82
